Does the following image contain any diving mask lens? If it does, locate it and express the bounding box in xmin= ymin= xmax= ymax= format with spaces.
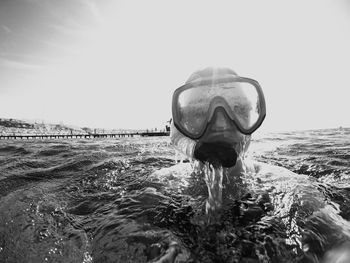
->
xmin=174 ymin=79 xmax=264 ymax=138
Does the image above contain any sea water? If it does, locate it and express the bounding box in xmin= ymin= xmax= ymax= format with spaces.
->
xmin=0 ymin=128 xmax=350 ymax=262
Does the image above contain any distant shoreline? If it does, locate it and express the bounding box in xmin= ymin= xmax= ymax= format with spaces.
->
xmin=0 ymin=117 xmax=169 ymax=138
xmin=0 ymin=131 xmax=170 ymax=140
xmin=0 ymin=117 xmax=87 ymax=136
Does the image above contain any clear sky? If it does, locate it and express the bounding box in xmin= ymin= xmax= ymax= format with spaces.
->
xmin=0 ymin=0 xmax=349 ymax=131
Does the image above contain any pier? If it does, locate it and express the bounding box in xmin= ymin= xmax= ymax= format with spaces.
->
xmin=0 ymin=131 xmax=170 ymax=140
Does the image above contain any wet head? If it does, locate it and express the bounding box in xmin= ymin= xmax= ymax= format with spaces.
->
xmin=172 ymin=66 xmax=256 ymax=169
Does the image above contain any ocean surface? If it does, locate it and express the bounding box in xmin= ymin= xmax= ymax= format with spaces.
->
xmin=0 ymin=128 xmax=350 ymax=263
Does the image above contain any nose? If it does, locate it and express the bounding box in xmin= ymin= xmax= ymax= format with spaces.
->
xmin=209 ymin=108 xmax=233 ymax=131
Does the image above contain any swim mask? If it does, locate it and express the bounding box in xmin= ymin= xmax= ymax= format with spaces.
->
xmin=172 ymin=68 xmax=266 ymax=139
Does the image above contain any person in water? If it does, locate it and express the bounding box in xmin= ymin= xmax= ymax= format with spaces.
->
xmin=155 ymin=67 xmax=350 ymax=263
xmin=169 ymin=67 xmax=265 ymax=217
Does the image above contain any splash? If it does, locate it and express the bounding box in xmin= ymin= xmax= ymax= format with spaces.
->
xmin=203 ymin=162 xmax=224 ymax=223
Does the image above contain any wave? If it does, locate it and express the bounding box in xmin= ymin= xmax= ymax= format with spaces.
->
xmin=0 ymin=145 xmax=31 ymax=155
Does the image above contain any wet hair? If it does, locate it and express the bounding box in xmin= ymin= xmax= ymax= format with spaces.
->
xmin=186 ymin=67 xmax=238 ymax=84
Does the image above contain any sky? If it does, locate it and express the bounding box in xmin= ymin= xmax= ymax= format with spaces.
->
xmin=0 ymin=0 xmax=350 ymax=131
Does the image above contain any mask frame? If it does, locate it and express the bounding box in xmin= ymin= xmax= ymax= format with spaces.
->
xmin=172 ymin=76 xmax=266 ymax=139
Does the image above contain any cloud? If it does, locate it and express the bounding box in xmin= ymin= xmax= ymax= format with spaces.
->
xmin=84 ymin=0 xmax=105 ymax=26
xmin=0 ymin=57 xmax=41 ymax=71
xmin=1 ymin=25 xmax=11 ymax=34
